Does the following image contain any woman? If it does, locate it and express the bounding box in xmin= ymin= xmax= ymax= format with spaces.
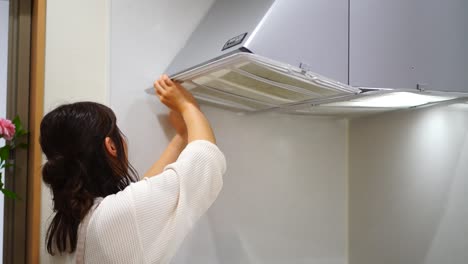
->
xmin=40 ymin=75 xmax=226 ymax=263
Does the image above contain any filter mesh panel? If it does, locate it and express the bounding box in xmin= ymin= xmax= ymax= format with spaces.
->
xmin=171 ymin=52 xmax=362 ymax=113
xmin=219 ymin=71 xmax=313 ymax=101
xmin=191 ymin=86 xmax=271 ymax=110
xmin=200 ymin=79 xmax=290 ymax=105
xmin=239 ymin=63 xmax=339 ymax=96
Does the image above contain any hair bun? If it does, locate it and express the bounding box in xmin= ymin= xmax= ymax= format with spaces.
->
xmin=42 ymin=156 xmax=70 ymax=186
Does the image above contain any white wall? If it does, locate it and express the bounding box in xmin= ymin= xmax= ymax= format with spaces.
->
xmin=349 ymin=103 xmax=468 ymax=264
xmin=109 ymin=0 xmax=216 ymax=173
xmin=172 ymin=109 xmax=348 ymax=264
xmin=110 ymin=1 xmax=349 ymax=263
xmin=0 ymin=1 xmax=9 ymax=261
xmin=41 ymin=0 xmax=110 ymax=263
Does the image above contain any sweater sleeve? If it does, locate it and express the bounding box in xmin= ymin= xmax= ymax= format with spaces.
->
xmin=129 ymin=140 xmax=226 ymax=262
xmin=85 ymin=140 xmax=225 ymax=263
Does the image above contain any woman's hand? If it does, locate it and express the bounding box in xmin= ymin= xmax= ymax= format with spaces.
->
xmin=154 ymin=75 xmax=198 ymax=114
xmin=169 ymin=110 xmax=187 ymax=139
xmin=154 ymin=74 xmax=215 ymax=144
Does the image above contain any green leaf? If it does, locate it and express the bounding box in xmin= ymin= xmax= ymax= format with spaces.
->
xmin=11 ymin=116 xmax=29 ymax=141
xmin=1 ymin=188 xmax=18 ymax=200
xmin=0 ymin=146 xmax=10 ymax=160
xmin=16 ymin=130 xmax=28 ymax=138
xmin=12 ymin=116 xmax=23 ymax=132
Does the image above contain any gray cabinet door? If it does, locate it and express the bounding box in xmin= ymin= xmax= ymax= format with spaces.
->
xmin=415 ymin=0 xmax=468 ymax=93
xmin=350 ymin=0 xmax=468 ymax=92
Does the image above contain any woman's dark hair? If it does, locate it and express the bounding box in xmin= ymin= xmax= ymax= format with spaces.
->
xmin=40 ymin=102 xmax=138 ymax=255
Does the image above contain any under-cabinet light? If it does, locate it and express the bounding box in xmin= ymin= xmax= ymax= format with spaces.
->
xmin=324 ymin=92 xmax=455 ymax=108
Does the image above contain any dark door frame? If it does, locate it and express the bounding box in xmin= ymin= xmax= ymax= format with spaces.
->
xmin=4 ymin=0 xmax=44 ymax=263
xmin=4 ymin=0 xmax=32 ymax=262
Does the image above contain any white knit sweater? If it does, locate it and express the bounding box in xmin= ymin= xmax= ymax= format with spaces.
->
xmin=58 ymin=140 xmax=225 ymax=264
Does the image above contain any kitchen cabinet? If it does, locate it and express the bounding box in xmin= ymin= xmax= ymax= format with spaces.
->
xmin=350 ymin=0 xmax=468 ymax=92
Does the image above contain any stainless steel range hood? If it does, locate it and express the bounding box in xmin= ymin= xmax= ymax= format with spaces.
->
xmin=146 ymin=0 xmax=467 ymax=115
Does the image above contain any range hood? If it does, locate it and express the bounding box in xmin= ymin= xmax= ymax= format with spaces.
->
xmin=146 ymin=0 xmax=467 ymax=115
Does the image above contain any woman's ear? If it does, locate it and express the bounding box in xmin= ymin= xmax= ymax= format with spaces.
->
xmin=104 ymin=137 xmax=118 ymax=157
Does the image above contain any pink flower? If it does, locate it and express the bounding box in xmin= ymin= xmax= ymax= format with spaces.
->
xmin=0 ymin=118 xmax=16 ymax=141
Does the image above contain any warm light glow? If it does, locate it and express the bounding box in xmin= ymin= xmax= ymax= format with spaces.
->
xmin=325 ymin=92 xmax=455 ymax=108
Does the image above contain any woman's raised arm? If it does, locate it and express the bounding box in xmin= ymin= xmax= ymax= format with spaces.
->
xmin=154 ymin=74 xmax=216 ymax=144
